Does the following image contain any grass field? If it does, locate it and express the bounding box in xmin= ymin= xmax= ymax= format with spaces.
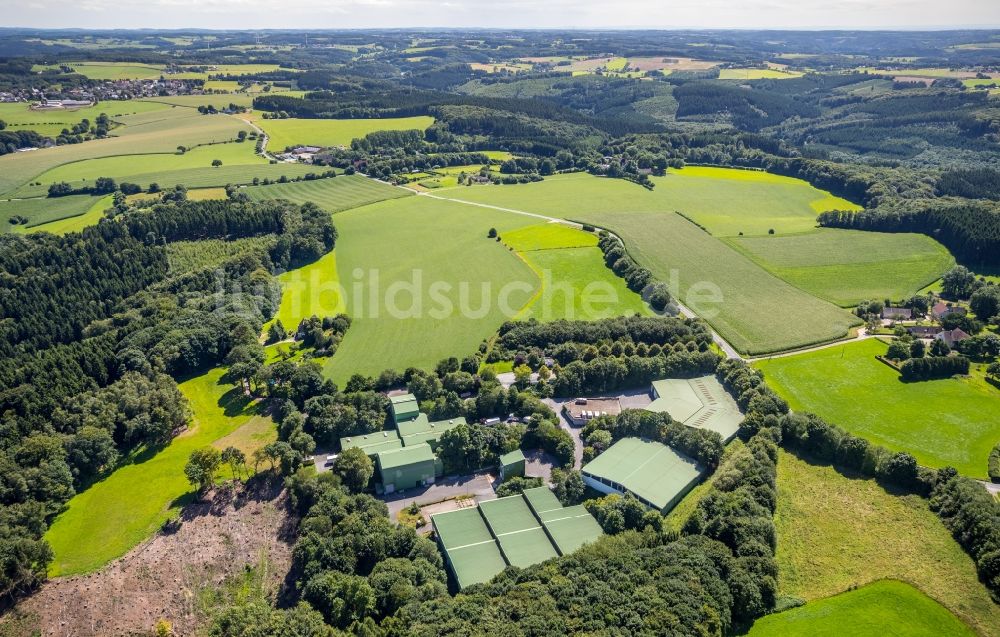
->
xmin=773 ymin=450 xmax=1000 ymax=636
xmin=0 ymin=101 xmax=171 ymax=137
xmin=730 ymin=229 xmax=955 ymax=306
xmin=320 ymin=196 xmax=540 ymax=382
xmin=0 ymin=109 xmax=249 ymax=197
xmin=11 ymin=141 xmax=264 ymax=197
xmin=501 ymin=222 xmax=598 ymax=251
xmin=252 ymin=115 xmax=435 ymax=151
xmin=37 ymin=61 xmax=166 ymax=80
xmin=271 ymin=248 xmax=346 ymax=332
xmin=44 ymin=368 xmax=260 ymax=576
xmin=16 ymin=194 xmax=113 ymax=235
xmin=244 ymin=174 xmax=410 ymax=212
xmin=756 ymin=339 xmax=1000 ymax=477
xmin=719 ymin=68 xmax=805 ymax=80
xmin=746 ymin=580 xmax=976 ymax=637
xmin=435 ymin=169 xmax=859 ymax=237
xmin=0 ymin=194 xmax=102 ymax=232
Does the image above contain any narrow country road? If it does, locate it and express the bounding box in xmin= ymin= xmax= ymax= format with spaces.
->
xmin=746 ymin=328 xmax=876 ymax=363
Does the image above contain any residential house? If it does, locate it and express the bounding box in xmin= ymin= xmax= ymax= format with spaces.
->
xmin=882 ymin=307 xmax=913 ymax=320
xmin=907 ymin=326 xmax=941 ymax=339
xmin=932 ymin=302 xmax=967 ymax=321
xmin=936 ymin=328 xmax=971 ymax=349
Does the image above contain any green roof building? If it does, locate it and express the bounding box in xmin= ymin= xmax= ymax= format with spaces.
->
xmin=647 ymin=376 xmax=743 ymax=442
xmin=338 ymin=431 xmax=403 ymax=456
xmin=498 ymin=449 xmax=526 ymax=480
xmin=432 ymin=486 xmax=602 ymax=590
xmin=398 ymin=416 xmax=466 ymax=448
xmin=581 ymin=437 xmax=704 ymax=512
xmin=376 ymin=443 xmax=437 ymax=494
xmin=390 ymin=393 xmax=421 ymax=425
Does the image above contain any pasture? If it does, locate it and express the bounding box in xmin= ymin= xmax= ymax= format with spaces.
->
xmin=244 ymin=174 xmax=410 ymax=212
xmin=12 ymin=141 xmax=264 ymax=197
xmin=433 ymin=175 xmax=860 ymax=354
xmin=503 ymin=223 xmax=651 ymax=320
xmin=44 ymin=368 xmax=261 ymax=576
xmin=773 ymin=450 xmax=999 ymax=636
xmin=321 ymin=196 xmax=540 ymax=383
xmin=719 ymin=68 xmax=805 ymax=80
xmin=730 ymin=229 xmax=955 ymax=306
xmin=435 ymin=169 xmax=860 ymax=237
xmin=0 ymin=194 xmax=102 ymax=232
xmin=252 ymin=115 xmax=435 ymax=150
xmin=0 ymin=100 xmax=171 ymax=137
xmin=36 ymin=61 xmax=166 ymax=80
xmin=746 ymin=580 xmax=975 ymax=637
xmin=17 ymin=194 xmax=113 ymax=235
xmin=0 ymin=109 xmax=249 ymax=196
xmin=755 ymin=339 xmax=1000 ymax=477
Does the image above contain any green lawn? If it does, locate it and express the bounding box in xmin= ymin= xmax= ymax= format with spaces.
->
xmin=44 ymin=368 xmax=260 ymax=576
xmin=16 ymin=194 xmax=113 ymax=235
xmin=0 ymin=194 xmax=103 ymax=232
xmin=253 ymin=115 xmax=435 ymax=151
xmin=244 ymin=174 xmax=410 ymax=212
xmin=501 ymin=222 xmax=599 ymax=251
xmin=36 ymin=61 xmax=166 ymax=80
xmin=773 ymin=450 xmax=999 ymax=636
xmin=730 ymin=229 xmax=955 ymax=306
xmin=756 ymin=339 xmax=1000 ymax=477
xmin=746 ymin=580 xmax=976 ymax=637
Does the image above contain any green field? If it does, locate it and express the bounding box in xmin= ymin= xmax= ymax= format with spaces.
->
xmin=747 ymin=580 xmax=976 ymax=637
xmin=44 ymin=368 xmax=260 ymax=576
xmin=11 ymin=141 xmax=264 ymax=197
xmin=731 ymin=229 xmax=955 ymax=306
xmin=719 ymin=68 xmax=805 ymax=80
xmin=0 ymin=100 xmax=171 ymax=137
xmin=253 ymin=115 xmax=435 ymax=150
xmin=0 ymin=194 xmax=103 ymax=232
xmin=36 ymin=61 xmax=166 ymax=80
xmin=244 ymin=174 xmax=410 ymax=212
xmin=320 ymin=196 xmax=540 ymax=382
xmin=503 ymin=223 xmax=651 ymax=320
xmin=0 ymin=109 xmax=249 ymax=197
xmin=16 ymin=194 xmax=113 ymax=234
xmin=773 ymin=450 xmax=1000 ymax=636
xmin=435 ymin=169 xmax=859 ymax=237
xmin=756 ymin=339 xmax=1000 ymax=477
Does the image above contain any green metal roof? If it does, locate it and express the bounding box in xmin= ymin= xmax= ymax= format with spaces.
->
xmin=433 ymin=507 xmax=494 ymax=551
xmin=542 ymin=507 xmax=603 ymax=555
xmin=397 ymin=414 xmax=465 ymax=439
xmin=376 ymin=442 xmax=435 ymax=471
xmin=522 ymin=486 xmax=562 ymax=516
xmin=498 ymin=449 xmax=526 ymax=467
xmin=479 ymin=496 xmax=540 ymax=536
xmin=582 ymin=437 xmax=703 ymax=511
xmin=338 ymin=431 xmax=403 ymax=455
xmin=646 ymin=376 xmax=743 ymax=442
xmin=497 ymin=527 xmax=558 ymax=568
xmin=390 ymin=393 xmax=420 ymax=423
xmin=446 ymin=541 xmax=507 ymax=589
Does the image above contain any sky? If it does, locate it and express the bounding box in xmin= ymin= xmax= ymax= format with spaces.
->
xmin=7 ymin=0 xmax=1000 ymax=30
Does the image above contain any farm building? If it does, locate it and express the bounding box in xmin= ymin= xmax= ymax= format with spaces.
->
xmin=376 ymin=443 xmax=440 ymax=494
xmin=908 ymin=325 xmax=941 ymax=338
xmin=937 ymin=328 xmax=971 ymax=348
xmin=397 ymin=415 xmax=466 ymax=448
xmin=338 ymin=430 xmax=403 ymax=455
xmin=646 ymin=376 xmax=743 ymax=441
xmin=498 ymin=449 xmax=525 ymax=480
xmin=432 ymin=486 xmax=602 ymax=589
xmin=390 ymin=393 xmax=421 ymax=425
xmin=562 ymin=397 xmax=623 ymax=426
xmin=882 ymin=306 xmax=913 ymax=320
xmin=581 ymin=437 xmax=704 ymax=513
xmin=932 ymin=302 xmax=967 ymax=320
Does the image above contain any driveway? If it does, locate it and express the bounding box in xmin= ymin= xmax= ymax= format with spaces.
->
xmin=543 ymin=388 xmax=653 ymax=470
xmin=384 ymin=472 xmax=497 ymax=520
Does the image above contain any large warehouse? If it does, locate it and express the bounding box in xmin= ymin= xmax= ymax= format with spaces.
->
xmin=431 ymin=487 xmax=603 ymax=589
xmin=581 ymin=437 xmax=704 ymax=512
xmin=646 ymin=375 xmax=743 ymax=442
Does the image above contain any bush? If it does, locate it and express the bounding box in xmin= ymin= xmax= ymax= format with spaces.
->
xmin=899 ymin=355 xmax=970 ymax=381
xmin=990 ymin=443 xmax=1000 ymax=483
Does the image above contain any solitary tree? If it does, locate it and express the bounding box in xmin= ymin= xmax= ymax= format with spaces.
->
xmin=184 ymin=447 xmax=222 ymax=496
xmin=212 ymin=159 xmax=223 ymax=167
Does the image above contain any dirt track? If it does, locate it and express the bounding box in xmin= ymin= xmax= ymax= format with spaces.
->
xmin=8 ymin=478 xmax=295 ymax=637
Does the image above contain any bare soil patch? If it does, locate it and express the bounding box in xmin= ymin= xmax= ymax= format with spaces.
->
xmin=8 ymin=477 xmax=295 ymax=637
